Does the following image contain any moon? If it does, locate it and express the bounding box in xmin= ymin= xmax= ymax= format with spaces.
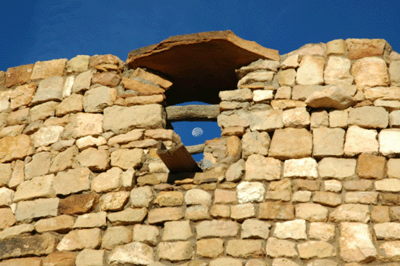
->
xmin=192 ymin=127 xmax=203 ymax=137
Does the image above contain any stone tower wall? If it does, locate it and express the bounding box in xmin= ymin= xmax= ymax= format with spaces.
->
xmin=0 ymin=38 xmax=399 ymax=265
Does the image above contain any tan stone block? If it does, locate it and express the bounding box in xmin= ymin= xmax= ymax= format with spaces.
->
xmin=13 ymin=174 xmax=55 ymax=202
xmin=236 ymin=59 xmax=279 ymax=78
xmin=324 ymin=56 xmax=353 ymax=85
xmin=274 ymin=219 xmax=306 ymax=240
xmin=284 ymin=158 xmax=318 ymax=179
xmin=282 ymin=107 xmax=310 ymax=128
xmin=102 ymin=226 xmax=133 ymax=250
xmin=34 ymin=215 xmax=75 ymax=233
xmin=278 ymin=69 xmax=296 ymax=86
xmin=357 ymin=153 xmax=386 ymax=179
xmin=296 ymin=55 xmax=324 ymax=85
xmin=107 ymin=207 xmax=147 ymax=225
xmin=265 ymin=178 xmax=292 ymax=201
xmin=237 ymin=181 xmax=265 ymax=204
xmin=269 ymin=128 xmax=312 ymax=159
xmin=259 ymin=201 xmax=294 ymax=220
xmin=55 ymin=94 xmax=83 ymax=116
xmin=76 ymin=249 xmax=104 ymax=266
xmin=154 ymin=191 xmax=184 ymax=207
xmin=324 ymin=180 xmax=342 ymax=193
xmin=326 ymin=39 xmax=346 ymax=55
xmin=346 ymin=38 xmax=386 ymax=59
xmin=0 ymin=224 xmax=34 ymax=240
xmin=253 ymin=90 xmax=273 ymax=102
xmin=313 ymin=127 xmax=345 ymax=158
xmin=196 ymin=238 xmax=224 ymax=258
xmin=245 ymin=154 xmax=281 ymax=181
xmin=214 ymin=188 xmax=237 ymax=204
xmin=313 ymin=191 xmax=341 ymax=207
xmin=378 ymin=241 xmax=400 ymax=261
xmin=238 ymin=71 xmax=275 ymax=87
xmin=76 ymin=147 xmax=109 ymax=172
xmin=0 ymin=164 xmax=12 ymax=187
xmin=292 ymin=84 xmax=326 ymax=101
xmin=6 ymin=64 xmax=34 ymax=88
xmin=330 ymin=204 xmax=370 ymax=223
xmin=221 ymin=126 xmax=245 ymax=137
xmin=66 ymin=55 xmax=89 ymax=73
xmin=210 ymin=204 xmax=230 ymax=218
xmin=390 ymin=207 xmax=400 ymax=222
xmin=73 ymin=212 xmax=106 ymax=229
xmin=10 ymin=82 xmax=36 ymax=110
xmin=124 ymin=94 xmax=165 ymax=106
xmin=343 ymin=180 xmax=373 ymax=191
xmin=59 ymin=193 xmax=98 ymax=215
xmin=8 ymin=160 xmax=24 ymax=189
xmin=309 ymin=222 xmax=335 ymax=241
xmin=15 ymin=198 xmax=59 ymax=222
xmin=72 ymin=70 xmax=93 ymax=94
xmin=351 ymin=57 xmax=389 ymax=88
xmin=344 ymin=192 xmax=378 ymax=204
xmin=329 ymin=110 xmax=348 ymax=128
xmin=376 ymin=179 xmax=400 ymax=192
xmin=130 ymin=67 xmax=172 ymax=89
xmin=209 ymin=257 xmax=243 ymax=266
xmin=162 ymin=220 xmax=193 ymax=241
xmin=292 ymin=191 xmax=312 ymax=203
xmin=271 ymin=258 xmax=300 ymax=266
xmin=43 ymin=251 xmax=77 ymax=266
xmin=275 ymin=86 xmax=292 ymax=99
xmin=108 ymin=242 xmax=154 ymax=265
xmin=295 ymin=203 xmax=328 ymax=222
xmin=62 ymin=113 xmax=103 ymax=139
xmin=111 ymin=148 xmax=143 ymax=170
xmin=92 ymin=72 xmax=121 ymax=87
xmin=371 ymin=206 xmax=390 ymax=223
xmin=132 ymin=224 xmax=159 ymax=246
xmin=0 ymin=188 xmax=13 ymax=207
xmin=0 ymin=134 xmax=33 ymax=163
xmin=196 ymin=220 xmax=239 ymax=239
xmin=7 ymin=108 xmax=29 ymax=126
xmin=298 ymin=241 xmax=336 ymax=259
xmin=271 ymin=99 xmax=306 ymax=109
xmin=226 ymin=239 xmax=264 ymax=258
xmin=230 ymin=203 xmax=255 ymax=221
xmin=310 ymin=110 xmax=329 ymax=128
xmin=31 ymin=59 xmax=67 ymax=80
xmin=293 ymin=179 xmax=321 ymax=191
xmin=241 ymin=218 xmax=271 ymax=239
xmin=147 ymin=207 xmax=183 ymax=224
xmin=158 ymin=241 xmax=194 ymax=261
xmin=130 ymin=186 xmax=154 ymax=208
xmin=281 ymin=54 xmax=299 ymax=69
xmin=185 ymin=188 xmax=211 ymax=206
xmin=388 ymin=158 xmax=400 ymax=179
xmin=266 ymin=237 xmax=297 ymax=258
xmin=53 ymin=167 xmax=92 ymax=196
xmin=220 ymin=88 xmax=253 ymax=102
xmin=339 ymin=222 xmax=376 ymax=262
xmin=99 ymin=191 xmax=129 ymax=211
xmin=380 ymin=193 xmax=400 ymax=205
xmin=379 ymin=129 xmax=400 ymax=156
xmin=374 ymin=222 xmax=400 ymax=240
xmin=348 ymin=106 xmax=388 ymax=128
xmin=390 ymin=60 xmax=400 ymax=86
xmin=344 ymin=126 xmax=379 ymax=156
xmin=0 ymin=257 xmax=42 ymax=266
xmin=185 ymin=205 xmax=210 ymax=220
xmin=364 ymin=86 xmax=400 ymax=101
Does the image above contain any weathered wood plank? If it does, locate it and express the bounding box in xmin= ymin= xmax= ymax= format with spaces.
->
xmin=157 ymin=142 xmax=201 ymax=172
xmin=166 ymin=105 xmax=219 ymax=121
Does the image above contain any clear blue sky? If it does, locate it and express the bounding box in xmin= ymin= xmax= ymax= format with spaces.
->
xmin=1 ymin=0 xmax=399 ymax=161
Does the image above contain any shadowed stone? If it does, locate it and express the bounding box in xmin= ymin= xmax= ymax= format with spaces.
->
xmin=127 ymin=30 xmax=279 ymax=105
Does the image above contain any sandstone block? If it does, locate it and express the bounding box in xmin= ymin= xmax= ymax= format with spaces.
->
xmin=371 ymin=206 xmax=390 ymax=223
xmin=185 ymin=188 xmax=211 ymax=206
xmin=0 ymin=135 xmax=33 ymax=163
xmin=154 ymin=191 xmax=184 ymax=207
xmin=209 ymin=257 xmax=243 ymax=266
xmin=390 ymin=110 xmax=400 ymax=127
xmin=217 ymin=113 xmax=249 ymax=128
xmin=0 ymin=208 xmax=16 ymax=229
xmin=295 ymin=203 xmax=328 ymax=222
xmin=104 ymin=104 xmax=165 ymax=134
xmin=305 ymin=86 xmax=356 ymax=110
xmin=66 ymin=55 xmax=90 ymax=73
xmin=76 ymin=249 xmax=104 ymax=266
xmin=147 ymin=207 xmax=183 ymax=224
xmin=292 ymin=85 xmax=326 ymax=101
xmin=236 ymin=59 xmax=280 ymax=78
xmin=245 ymin=154 xmax=281 ymax=181
xmin=275 ymin=86 xmax=292 ymax=99
xmin=29 ymin=101 xmax=56 ymax=122
xmin=242 ymin=131 xmax=270 ymax=159
xmin=72 ymin=70 xmax=93 ymax=93
xmin=324 ymin=56 xmax=353 ymax=85
xmin=346 ymin=38 xmax=386 ymax=59
xmin=196 ymin=220 xmax=239 ymax=239
xmin=390 ymin=60 xmax=400 ymax=86
xmin=298 ymin=241 xmax=336 ymax=259
xmin=108 ymin=242 xmax=154 ymax=265
xmin=158 ymin=241 xmax=194 ymax=261
xmin=269 ymin=128 xmax=312 ymax=159
xmin=339 ymin=222 xmax=376 ymax=262
xmin=231 ymin=203 xmax=255 ymax=220
xmin=238 ymin=71 xmax=275 ymax=87
xmin=10 ymin=82 xmax=36 ymax=110
xmin=344 ymin=126 xmax=378 ymax=156
xmin=278 ymin=69 xmax=296 ymax=86
xmin=282 ymin=107 xmax=310 ymax=127
xmin=196 ymin=238 xmax=224 ymax=258
xmin=283 ymin=157 xmax=318 ymax=178
xmin=7 ymin=108 xmax=29 ymax=125
xmin=266 ymin=237 xmax=298 ymax=258
xmin=244 ymin=109 xmax=283 ymax=131
xmin=281 ymin=54 xmax=300 ymax=69
xmin=210 ymin=204 xmax=230 ymax=218
xmin=34 ymin=215 xmax=75 ymax=233
xmin=15 ymin=198 xmax=59 ymax=222
xmin=130 ymin=186 xmax=154 ymax=207
xmin=31 ymin=125 xmax=64 ymax=147
xmin=214 ymin=188 xmax=238 ymax=204
xmin=265 ymin=178 xmax=292 ymax=201
xmin=6 ymin=64 xmax=34 ymax=88
xmin=388 ymin=158 xmax=400 ymax=179
xmin=0 ymin=188 xmax=14 ymax=207
xmin=162 ymin=220 xmax=193 ymax=241
xmin=0 ymin=164 xmax=12 ymax=187
xmin=130 ymin=67 xmax=172 ymax=89
xmin=330 ymin=204 xmax=370 ymax=223
xmin=92 ymin=72 xmax=121 ymax=87
xmin=313 ymin=191 xmax=342 ymax=207
xmin=292 ymin=191 xmax=312 ymax=203
xmin=351 ymin=57 xmax=389 ymax=88
xmin=378 ymin=241 xmax=400 ymax=261
xmin=56 ymin=94 xmax=83 ymax=116
xmin=329 ymin=110 xmax=348 ymax=128
xmin=309 ymin=222 xmax=335 ymax=241
xmin=348 ymin=106 xmax=388 ymax=128
xmin=0 ymin=233 xmax=56 ymax=260
xmin=296 ymin=55 xmax=324 ymax=85
xmin=31 ymin=76 xmax=64 ymax=105
xmin=133 ymin=224 xmax=159 ymax=246
xmin=226 ymin=239 xmax=264 ymax=258
xmin=107 ymin=207 xmax=147 ymax=225
xmin=108 ymin=130 xmax=144 ymax=147
xmin=241 ymin=218 xmax=271 ymax=239
xmin=237 ymin=181 xmax=265 ymax=203
xmin=374 ymin=222 xmax=400 ymax=240
xmin=259 ymin=201 xmax=294 ymax=220
xmin=62 ymin=113 xmax=103 ymax=139
xmin=31 ymin=59 xmax=66 ymax=80
xmin=0 ymin=258 xmax=42 ymax=266
xmin=219 ymin=89 xmax=253 ymax=102
xmin=75 ymin=135 xmax=106 ymax=150
xmin=253 ymin=89 xmax=273 ymax=102
xmin=271 ymin=99 xmax=307 ymax=109
xmin=313 ymin=127 xmax=344 ymax=157
xmin=8 ymin=160 xmax=24 ymax=189
xmin=357 ymin=153 xmax=386 ymax=179
xmin=375 ymin=179 xmax=400 ymax=192
xmin=318 ymin=157 xmax=356 ymax=180
xmin=43 ymin=251 xmax=77 ymax=266
xmin=13 ymin=174 xmax=55 ymax=202
xmin=122 ymin=77 xmax=165 ymax=95
xmin=73 ymin=212 xmax=107 ymax=229
xmin=59 ymin=193 xmax=98 ymax=215
xmin=274 ymin=219 xmax=306 ymax=240
xmin=99 ymin=191 xmax=129 ymax=211
xmin=76 ymin=147 xmax=109 ymax=172
xmin=0 ymin=224 xmax=34 ymax=240
xmin=380 ymin=129 xmax=400 ymax=156
xmin=345 ymin=192 xmax=378 ymax=204
xmin=83 ymin=86 xmax=117 ymax=112
xmin=185 ymin=206 xmax=209 ymax=221
xmin=62 ymin=75 xmax=74 ymax=98
xmin=53 ymin=167 xmax=92 ymax=196
xmin=364 ymin=86 xmax=400 ymax=101
xmin=111 ymin=148 xmax=143 ymax=170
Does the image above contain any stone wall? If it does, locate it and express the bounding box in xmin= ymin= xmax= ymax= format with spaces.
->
xmin=0 ymin=38 xmax=399 ymax=266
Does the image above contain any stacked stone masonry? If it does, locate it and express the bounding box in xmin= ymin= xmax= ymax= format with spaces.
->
xmin=0 ymin=37 xmax=400 ymax=266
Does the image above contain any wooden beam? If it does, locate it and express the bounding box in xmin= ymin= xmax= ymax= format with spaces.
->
xmin=166 ymin=105 xmax=219 ymax=121
xmin=157 ymin=142 xmax=202 ymax=173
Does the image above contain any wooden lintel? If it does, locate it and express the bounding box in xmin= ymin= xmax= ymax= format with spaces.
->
xmin=157 ymin=142 xmax=202 ymax=173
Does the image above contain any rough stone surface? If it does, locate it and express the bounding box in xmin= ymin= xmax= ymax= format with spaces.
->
xmin=209 ymin=257 xmax=243 ymax=266
xmin=62 ymin=113 xmax=103 ymax=139
xmin=73 ymin=212 xmax=107 ymax=229
xmin=278 ymin=69 xmax=296 ymax=86
xmin=324 ymin=56 xmax=353 ymax=85
xmin=147 ymin=207 xmax=184 ymax=224
xmin=0 ymin=135 xmax=33 ymax=163
xmin=53 ymin=167 xmax=92 ymax=195
xmin=241 ymin=218 xmax=271 ymax=239
xmin=158 ymin=241 xmax=194 ymax=261
xmin=313 ymin=191 xmax=342 ymax=207
xmin=0 ymin=224 xmax=35 ymax=240
xmin=107 ymin=207 xmax=147 ymax=225
xmin=269 ymin=128 xmax=312 ymax=159
xmin=283 ymin=157 xmax=318 ymax=178
xmin=306 ymin=86 xmax=356 ymax=110
xmin=313 ymin=127 xmax=345 ymax=157
xmin=154 ymin=191 xmax=184 ymax=207
xmin=266 ymin=237 xmax=298 ymax=258
xmin=259 ymin=201 xmax=294 ymax=220
xmin=309 ymin=222 xmax=335 ymax=241
xmin=295 ymin=203 xmax=328 ymax=222
xmin=274 ymin=219 xmax=306 ymax=240
xmin=339 ymin=222 xmax=377 ymax=262
xmin=318 ymin=157 xmax=356 ymax=180
xmin=15 ymin=198 xmax=59 ymax=222
xmin=59 ymin=193 xmax=98 ymax=215
xmin=101 ymin=226 xmax=132 ymax=250
xmin=32 ymin=76 xmax=64 ymax=104
xmin=77 ymin=147 xmax=109 ymax=171
xmin=344 ymin=126 xmax=379 ymax=156
xmin=108 ymin=242 xmax=154 ymax=265
xmin=237 ymin=181 xmax=265 ymax=203
xmin=31 ymin=59 xmax=67 ymax=80
xmin=226 ymin=239 xmax=264 ymax=258
xmin=196 ymin=238 xmax=224 ymax=258
xmin=196 ymin=220 xmax=239 ymax=239
xmin=245 ymin=154 xmax=281 ymax=181
xmin=330 ymin=204 xmax=370 ymax=223
xmin=34 ymin=215 xmax=75 ymax=233
xmin=241 ymin=131 xmax=270 ymax=159
xmin=72 ymin=70 xmax=93 ymax=94
xmin=357 ymin=153 xmax=386 ymax=179
xmin=379 ymin=129 xmax=400 ymax=156
xmin=0 ymin=258 xmax=42 ymax=266
xmin=388 ymin=158 xmax=400 ymax=179
xmin=375 ymin=179 xmax=400 ymax=192
xmin=10 ymin=82 xmax=37 ymax=110
xmin=390 ymin=60 xmax=400 ymax=86
xmin=75 ymin=249 xmax=105 ymax=266
xmin=99 ymin=191 xmax=130 ymax=211
xmin=296 ymin=55 xmax=324 ymax=85
xmin=298 ymin=241 xmax=336 ymax=259
xmin=351 ymin=57 xmax=390 ymax=88
xmin=111 ymin=148 xmax=143 ymax=170
xmin=83 ymin=86 xmax=117 ymax=113
xmin=282 ymin=107 xmax=310 ymax=127
xmin=162 ymin=220 xmax=193 ymax=241
xmin=133 ymin=224 xmax=159 ymax=246
xmin=13 ymin=174 xmax=55 ymax=202
xmin=348 ymin=106 xmax=388 ymax=128
xmin=346 ymin=38 xmax=386 ymax=59
xmin=185 ymin=189 xmax=212 ymax=206
xmin=56 ymin=94 xmax=83 ymax=116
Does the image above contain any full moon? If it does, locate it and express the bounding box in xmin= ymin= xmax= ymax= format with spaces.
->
xmin=192 ymin=127 xmax=203 ymax=137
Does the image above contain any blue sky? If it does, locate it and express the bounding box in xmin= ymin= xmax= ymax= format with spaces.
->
xmin=1 ymin=0 xmax=399 ymax=161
